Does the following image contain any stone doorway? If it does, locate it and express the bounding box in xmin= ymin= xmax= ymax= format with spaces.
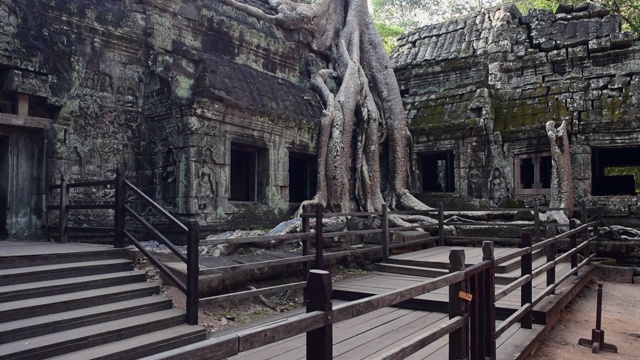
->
xmin=0 ymin=128 xmax=46 ymax=240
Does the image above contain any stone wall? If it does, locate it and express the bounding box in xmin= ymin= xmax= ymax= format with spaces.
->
xmin=393 ymin=3 xmax=640 ymax=213
xmin=0 ymin=0 xmax=323 ymax=238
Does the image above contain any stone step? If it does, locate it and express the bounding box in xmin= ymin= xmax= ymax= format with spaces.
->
xmin=0 ymin=296 xmax=172 ymax=345
xmin=374 ymin=262 xmax=449 ymax=278
xmin=48 ymin=325 xmax=207 ymax=360
xmin=0 ymin=259 xmax=133 ymax=286
xmin=0 ymin=247 xmax=125 ymax=269
xmin=0 ymin=270 xmax=147 ymax=303
xmin=497 ymin=249 xmax=545 ymax=274
xmin=375 ymin=262 xmax=521 ymax=285
xmin=0 ymin=309 xmax=187 ymax=360
xmin=0 ymin=282 xmax=159 ymax=323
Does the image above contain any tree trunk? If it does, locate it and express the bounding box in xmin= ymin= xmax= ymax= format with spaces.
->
xmin=220 ymin=0 xmax=431 ymax=213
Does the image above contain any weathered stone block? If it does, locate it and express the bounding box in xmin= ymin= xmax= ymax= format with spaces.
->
xmin=595 ymin=265 xmax=633 ymax=283
xmin=567 ymin=45 xmax=588 ymax=58
xmin=548 ymin=49 xmax=567 ymax=62
xmin=589 ymin=37 xmax=611 ymax=53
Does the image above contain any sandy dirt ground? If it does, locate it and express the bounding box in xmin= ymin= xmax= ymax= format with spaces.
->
xmin=528 ymin=279 xmax=640 ymax=360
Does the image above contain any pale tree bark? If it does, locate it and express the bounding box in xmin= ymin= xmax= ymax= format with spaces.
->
xmin=220 ymin=0 xmax=431 ymax=214
xmin=544 ymin=120 xmax=574 ymax=223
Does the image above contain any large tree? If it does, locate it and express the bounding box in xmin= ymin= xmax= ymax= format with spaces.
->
xmin=220 ymin=0 xmax=430 ymax=213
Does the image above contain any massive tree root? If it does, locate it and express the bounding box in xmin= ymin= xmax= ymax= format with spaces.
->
xmin=220 ymin=0 xmax=431 ymax=217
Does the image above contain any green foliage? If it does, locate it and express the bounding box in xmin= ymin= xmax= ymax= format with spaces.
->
xmin=371 ymin=0 xmax=639 ymax=53
xmin=374 ymin=21 xmax=405 ymax=53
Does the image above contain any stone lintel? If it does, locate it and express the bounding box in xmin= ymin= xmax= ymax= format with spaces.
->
xmin=0 ymin=113 xmax=53 ymax=129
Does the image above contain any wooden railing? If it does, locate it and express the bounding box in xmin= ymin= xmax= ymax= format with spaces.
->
xmin=493 ymin=220 xmax=597 ymax=340
xmin=205 ymin=207 xmax=597 ymax=359
xmin=207 ymin=243 xmax=496 ymax=360
xmin=48 ymin=174 xmax=117 ymax=242
xmin=48 ymin=169 xmax=201 ymax=325
xmin=198 ymin=204 xmax=440 ymax=306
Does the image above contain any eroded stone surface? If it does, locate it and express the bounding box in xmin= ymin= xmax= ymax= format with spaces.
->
xmin=0 ymin=0 xmax=323 ymax=238
xmin=392 ymin=4 xmax=640 ymax=216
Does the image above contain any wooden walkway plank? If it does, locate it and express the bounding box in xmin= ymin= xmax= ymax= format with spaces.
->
xmin=403 ymin=333 xmax=448 ymax=360
xmin=334 ymin=312 xmax=448 ymax=359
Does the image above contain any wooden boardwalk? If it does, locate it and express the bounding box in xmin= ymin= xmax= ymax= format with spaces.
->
xmin=335 ymin=246 xmax=573 ymax=315
xmin=226 ymin=305 xmax=545 ymax=360
xmin=219 ymin=245 xmax=593 ymax=360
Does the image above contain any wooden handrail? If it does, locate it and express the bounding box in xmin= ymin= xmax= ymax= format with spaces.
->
xmin=124 ymin=179 xmax=188 ymax=233
xmin=124 ymin=230 xmax=186 ymax=293
xmin=124 ymin=205 xmax=188 ymax=264
xmin=332 ymin=270 xmax=465 ymax=323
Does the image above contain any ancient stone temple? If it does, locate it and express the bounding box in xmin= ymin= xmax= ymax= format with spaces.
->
xmin=393 ymin=3 xmax=640 ymax=215
xmin=2 ymin=1 xmax=640 ymax=240
xmin=0 ymin=0 xmax=324 ymax=239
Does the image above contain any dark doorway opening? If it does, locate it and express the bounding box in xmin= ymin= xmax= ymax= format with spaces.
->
xmin=592 ymin=147 xmax=640 ymax=195
xmin=0 ymin=136 xmax=8 ymax=238
xmin=420 ymin=152 xmax=455 ymax=192
xmin=230 ymin=143 xmax=268 ymax=202
xmin=289 ymin=152 xmax=317 ymax=203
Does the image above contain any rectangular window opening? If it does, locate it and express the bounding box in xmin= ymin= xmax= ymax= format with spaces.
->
xmin=515 ymin=152 xmax=551 ymax=196
xmin=230 ymin=143 xmax=268 ymax=202
xmin=592 ymin=147 xmax=640 ymax=195
xmin=420 ymin=151 xmax=455 ymax=193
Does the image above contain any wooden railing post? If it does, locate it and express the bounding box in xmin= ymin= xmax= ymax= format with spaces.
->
xmin=114 ymin=168 xmax=126 ymax=248
xmin=546 ymin=226 xmax=556 ymax=293
xmin=302 ymin=204 xmax=311 ymax=283
xmin=449 ymin=248 xmax=468 ymax=360
xmin=382 ymin=204 xmax=389 ymax=261
xmin=186 ymin=220 xmax=200 ymax=326
xmin=438 ymin=203 xmax=444 ymax=246
xmin=534 ymin=201 xmax=541 ymax=243
xmin=59 ymin=173 xmax=69 ymax=243
xmin=580 ymin=200 xmax=589 ymax=258
xmin=315 ymin=204 xmax=324 ymax=270
xmin=521 ymin=232 xmax=533 ymax=329
xmin=306 ymin=269 xmax=332 ymax=360
xmin=570 ymin=219 xmax=578 ymax=275
xmin=482 ymin=241 xmax=496 ymax=360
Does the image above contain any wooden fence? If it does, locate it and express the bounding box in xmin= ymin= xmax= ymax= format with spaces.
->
xmin=206 ymin=219 xmax=596 ymax=359
xmin=47 ymin=172 xmax=597 ymax=343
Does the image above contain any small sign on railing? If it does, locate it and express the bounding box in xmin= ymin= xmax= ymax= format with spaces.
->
xmin=459 ymin=291 xmax=473 ymax=302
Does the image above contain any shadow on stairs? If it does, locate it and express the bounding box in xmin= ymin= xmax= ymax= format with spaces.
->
xmin=0 ymin=241 xmax=206 ymax=360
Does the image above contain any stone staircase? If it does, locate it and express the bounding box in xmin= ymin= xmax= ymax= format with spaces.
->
xmin=0 ymin=245 xmax=206 ymax=360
